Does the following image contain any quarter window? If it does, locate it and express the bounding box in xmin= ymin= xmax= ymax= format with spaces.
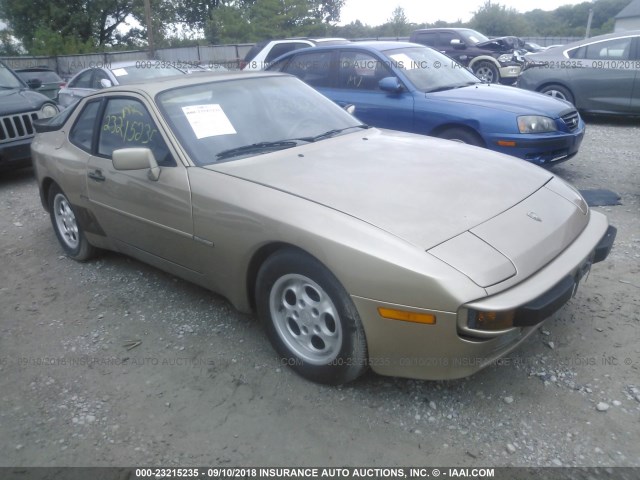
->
xmin=69 ymin=100 xmax=101 ymax=152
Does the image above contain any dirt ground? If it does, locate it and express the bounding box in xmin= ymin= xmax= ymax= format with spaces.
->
xmin=1 ymin=118 xmax=639 ymax=469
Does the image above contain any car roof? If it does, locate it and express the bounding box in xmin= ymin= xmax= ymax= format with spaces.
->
xmin=412 ymin=28 xmax=477 ymax=33
xmin=561 ymin=30 xmax=640 ymax=50
xmin=292 ymin=41 xmax=421 ymax=53
xmin=82 ymin=71 xmax=289 ymax=97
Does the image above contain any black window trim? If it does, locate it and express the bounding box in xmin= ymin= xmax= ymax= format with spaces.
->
xmin=69 ymin=94 xmax=177 ymax=167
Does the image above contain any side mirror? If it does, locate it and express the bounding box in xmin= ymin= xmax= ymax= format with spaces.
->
xmin=26 ymin=79 xmax=42 ymax=89
xmin=378 ymin=76 xmax=404 ymax=93
xmin=100 ymin=79 xmax=113 ymax=88
xmin=112 ymin=148 xmax=161 ymax=181
xmin=343 ymin=104 xmax=356 ymax=115
xmin=451 ymin=39 xmax=465 ymax=49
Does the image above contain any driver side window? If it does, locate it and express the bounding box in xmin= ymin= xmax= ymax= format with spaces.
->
xmin=338 ymin=52 xmax=394 ymax=91
xmin=98 ymin=98 xmax=175 ymax=166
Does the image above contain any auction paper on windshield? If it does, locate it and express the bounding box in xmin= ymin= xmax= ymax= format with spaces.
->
xmin=182 ymin=104 xmax=237 ymax=139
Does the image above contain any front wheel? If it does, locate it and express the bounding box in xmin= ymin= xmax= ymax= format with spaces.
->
xmin=256 ymin=249 xmax=368 ymax=385
xmin=473 ymin=61 xmax=499 ymax=84
xmin=48 ymin=184 xmax=97 ymax=261
xmin=438 ymin=128 xmax=484 ymax=147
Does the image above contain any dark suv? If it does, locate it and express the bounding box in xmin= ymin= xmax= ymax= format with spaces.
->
xmin=0 ymin=60 xmax=59 ymax=170
xmin=410 ymin=28 xmax=523 ymax=84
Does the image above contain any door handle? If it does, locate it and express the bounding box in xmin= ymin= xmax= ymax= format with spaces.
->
xmin=88 ymin=169 xmax=105 ymax=182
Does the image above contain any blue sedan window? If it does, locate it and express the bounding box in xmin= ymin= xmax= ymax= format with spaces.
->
xmin=338 ymin=52 xmax=393 ymax=91
xmin=282 ymin=51 xmax=334 ymax=88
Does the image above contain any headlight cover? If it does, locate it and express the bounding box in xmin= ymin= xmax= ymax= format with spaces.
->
xmin=497 ymin=53 xmax=513 ymax=63
xmin=517 ymin=115 xmax=557 ymax=133
xmin=40 ymin=103 xmax=59 ymax=119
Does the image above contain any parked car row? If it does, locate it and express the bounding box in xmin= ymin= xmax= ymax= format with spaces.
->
xmin=3 ymin=28 xmax=637 ymax=173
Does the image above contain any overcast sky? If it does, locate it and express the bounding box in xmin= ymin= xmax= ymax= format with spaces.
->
xmin=339 ymin=0 xmax=590 ymax=25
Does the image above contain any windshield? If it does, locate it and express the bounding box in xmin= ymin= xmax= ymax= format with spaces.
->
xmin=112 ymin=65 xmax=185 ymax=85
xmin=459 ymin=29 xmax=490 ymax=45
xmin=383 ymin=47 xmax=480 ymax=92
xmin=157 ymin=76 xmax=364 ymax=165
xmin=0 ymin=63 xmax=25 ymax=89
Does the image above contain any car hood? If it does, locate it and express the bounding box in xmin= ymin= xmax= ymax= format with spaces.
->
xmin=429 ymin=83 xmax=574 ymax=116
xmin=208 ymin=129 xmax=553 ymax=250
xmin=0 ymin=88 xmax=49 ymax=115
xmin=476 ymin=36 xmax=524 ymax=52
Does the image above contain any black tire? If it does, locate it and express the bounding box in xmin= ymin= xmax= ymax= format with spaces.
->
xmin=48 ymin=184 xmax=97 ymax=261
xmin=539 ymin=84 xmax=575 ymax=105
xmin=438 ymin=128 xmax=484 ymax=147
xmin=473 ymin=61 xmax=500 ymax=84
xmin=256 ymin=249 xmax=368 ymax=385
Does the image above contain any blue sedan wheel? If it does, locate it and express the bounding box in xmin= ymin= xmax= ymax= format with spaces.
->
xmin=439 ymin=128 xmax=484 ymax=147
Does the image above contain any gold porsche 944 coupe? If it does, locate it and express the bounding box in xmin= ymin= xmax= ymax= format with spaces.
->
xmin=32 ymin=72 xmax=616 ymax=385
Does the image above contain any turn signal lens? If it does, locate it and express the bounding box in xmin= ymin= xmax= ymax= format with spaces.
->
xmin=378 ymin=307 xmax=436 ymax=325
xmin=468 ymin=310 xmax=515 ymax=331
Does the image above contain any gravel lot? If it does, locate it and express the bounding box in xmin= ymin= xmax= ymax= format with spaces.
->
xmin=1 ymin=118 xmax=639 ymax=470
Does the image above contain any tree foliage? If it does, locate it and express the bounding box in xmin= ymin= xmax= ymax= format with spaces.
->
xmin=0 ymin=0 xmax=143 ymax=53
xmin=469 ymin=1 xmax=534 ymax=36
xmin=0 ymin=0 xmax=631 ymax=55
xmin=203 ymin=0 xmax=346 ymax=44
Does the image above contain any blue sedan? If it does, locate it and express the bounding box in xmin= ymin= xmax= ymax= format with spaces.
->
xmin=267 ymin=42 xmax=585 ymax=165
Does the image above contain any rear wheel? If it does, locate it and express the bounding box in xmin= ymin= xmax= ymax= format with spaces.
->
xmin=48 ymin=184 xmax=97 ymax=261
xmin=473 ymin=61 xmax=499 ymax=84
xmin=256 ymin=249 xmax=368 ymax=385
xmin=539 ymin=84 xmax=575 ymax=105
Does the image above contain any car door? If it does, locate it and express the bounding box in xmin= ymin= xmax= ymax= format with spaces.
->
xmin=58 ymin=69 xmax=95 ymax=107
xmin=567 ymin=35 xmax=637 ymax=113
xmin=77 ymin=95 xmax=202 ymax=274
xmin=322 ymin=50 xmax=415 ymax=131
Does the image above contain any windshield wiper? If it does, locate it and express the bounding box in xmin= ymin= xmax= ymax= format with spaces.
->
xmin=301 ymin=124 xmax=370 ymax=142
xmin=216 ymin=140 xmax=300 ymax=160
xmin=215 ymin=125 xmax=370 ymax=160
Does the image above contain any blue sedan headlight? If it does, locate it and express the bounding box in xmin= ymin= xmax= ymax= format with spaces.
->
xmin=517 ymin=115 xmax=557 ymax=133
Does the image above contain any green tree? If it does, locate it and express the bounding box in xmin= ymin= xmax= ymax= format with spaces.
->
xmin=469 ymin=1 xmax=533 ymax=36
xmin=386 ymin=6 xmax=410 ymax=37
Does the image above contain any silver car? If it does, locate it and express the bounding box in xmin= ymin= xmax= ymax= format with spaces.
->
xmin=57 ymin=61 xmax=185 ymax=108
xmin=517 ymin=31 xmax=640 ymax=115
xmin=32 ymin=72 xmax=616 ymax=385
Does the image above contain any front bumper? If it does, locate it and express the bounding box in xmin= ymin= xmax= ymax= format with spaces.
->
xmin=487 ymin=123 xmax=585 ymax=165
xmin=0 ymin=138 xmax=34 ymax=171
xmin=499 ymin=64 xmax=521 ymax=79
xmin=351 ymin=212 xmax=614 ymax=380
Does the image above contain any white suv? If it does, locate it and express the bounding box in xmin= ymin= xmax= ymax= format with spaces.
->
xmin=242 ymin=38 xmax=349 ymax=70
